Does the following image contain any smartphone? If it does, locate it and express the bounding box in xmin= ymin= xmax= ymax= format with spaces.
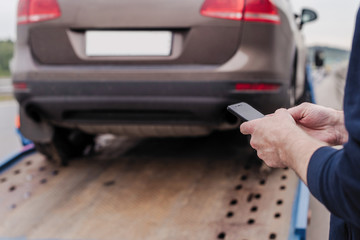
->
xmin=227 ymin=102 xmax=264 ymax=121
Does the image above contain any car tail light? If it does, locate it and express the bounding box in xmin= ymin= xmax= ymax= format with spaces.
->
xmin=17 ymin=0 xmax=61 ymax=25
xmin=13 ymin=82 xmax=28 ymax=90
xmin=235 ymin=83 xmax=280 ymax=91
xmin=200 ymin=0 xmax=280 ymax=24
xmin=244 ymin=0 xmax=280 ymax=24
xmin=200 ymin=0 xmax=244 ymax=21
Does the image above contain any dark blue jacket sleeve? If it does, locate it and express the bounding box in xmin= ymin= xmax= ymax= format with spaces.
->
xmin=307 ymin=7 xmax=360 ymax=229
xmin=308 ymin=144 xmax=360 ymax=228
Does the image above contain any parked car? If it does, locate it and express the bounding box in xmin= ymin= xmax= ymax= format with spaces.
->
xmin=13 ymin=0 xmax=317 ymax=164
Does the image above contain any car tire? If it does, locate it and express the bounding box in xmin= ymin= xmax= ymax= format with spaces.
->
xmin=296 ymin=69 xmax=313 ymax=104
xmin=288 ymin=73 xmax=296 ymax=107
xmin=35 ymin=127 xmax=95 ymax=166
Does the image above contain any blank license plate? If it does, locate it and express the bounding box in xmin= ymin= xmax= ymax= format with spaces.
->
xmin=85 ymin=31 xmax=172 ymax=57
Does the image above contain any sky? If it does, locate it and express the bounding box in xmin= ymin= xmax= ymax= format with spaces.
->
xmin=291 ymin=0 xmax=359 ymax=50
xmin=0 ymin=0 xmax=359 ymax=50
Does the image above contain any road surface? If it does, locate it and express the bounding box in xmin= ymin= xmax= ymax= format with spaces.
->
xmin=0 ymin=101 xmax=22 ymax=162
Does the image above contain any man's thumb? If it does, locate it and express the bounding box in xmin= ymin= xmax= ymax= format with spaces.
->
xmin=240 ymin=121 xmax=255 ymax=135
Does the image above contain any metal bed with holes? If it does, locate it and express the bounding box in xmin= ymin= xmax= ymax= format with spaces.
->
xmin=0 ymin=138 xmax=309 ymax=240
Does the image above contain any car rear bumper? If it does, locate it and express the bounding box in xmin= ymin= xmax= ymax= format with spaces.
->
xmin=12 ymin=33 xmax=294 ymax=138
xmin=15 ymin=80 xmax=290 ymax=130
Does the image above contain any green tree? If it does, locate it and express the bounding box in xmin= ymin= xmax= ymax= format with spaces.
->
xmin=0 ymin=40 xmax=14 ymax=77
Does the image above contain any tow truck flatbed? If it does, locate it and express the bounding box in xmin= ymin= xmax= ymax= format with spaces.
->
xmin=0 ymin=133 xmax=308 ymax=240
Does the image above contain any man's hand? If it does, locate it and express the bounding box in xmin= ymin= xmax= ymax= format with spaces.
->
xmin=240 ymin=107 xmax=326 ymax=185
xmin=240 ymin=109 xmax=298 ymax=168
xmin=288 ymin=103 xmax=348 ymax=145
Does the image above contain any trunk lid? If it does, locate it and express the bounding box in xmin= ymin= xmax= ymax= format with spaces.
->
xmin=28 ymin=0 xmax=243 ymax=65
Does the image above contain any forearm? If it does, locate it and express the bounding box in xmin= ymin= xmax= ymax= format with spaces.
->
xmin=279 ymin=129 xmax=327 ymax=185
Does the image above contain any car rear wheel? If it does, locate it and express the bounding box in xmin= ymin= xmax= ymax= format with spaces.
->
xmin=296 ymin=68 xmax=313 ymax=104
xmin=288 ymin=69 xmax=297 ymax=107
xmin=289 ymin=84 xmax=296 ymax=107
xmin=35 ymin=127 xmax=95 ymax=166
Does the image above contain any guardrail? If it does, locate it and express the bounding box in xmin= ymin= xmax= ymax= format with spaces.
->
xmin=0 ymin=86 xmax=13 ymax=94
xmin=0 ymin=78 xmax=12 ymax=95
